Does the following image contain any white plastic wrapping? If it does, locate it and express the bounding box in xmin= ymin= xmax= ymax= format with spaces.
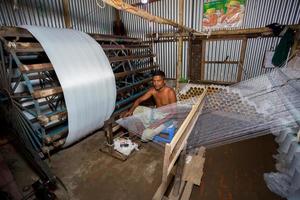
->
xmin=22 ymin=26 xmax=116 ymax=146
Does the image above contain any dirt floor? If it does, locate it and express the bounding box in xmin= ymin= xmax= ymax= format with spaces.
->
xmin=0 ymin=129 xmax=284 ymax=200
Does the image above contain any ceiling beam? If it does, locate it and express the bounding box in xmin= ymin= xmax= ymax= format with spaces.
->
xmin=102 ymin=0 xmax=205 ymax=35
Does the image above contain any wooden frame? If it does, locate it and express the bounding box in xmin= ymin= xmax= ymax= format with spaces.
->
xmin=192 ymin=37 xmax=248 ymax=84
xmin=153 ymin=89 xmax=207 ymax=200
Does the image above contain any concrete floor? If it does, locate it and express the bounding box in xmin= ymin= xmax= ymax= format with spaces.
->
xmin=0 ymin=129 xmax=283 ymax=200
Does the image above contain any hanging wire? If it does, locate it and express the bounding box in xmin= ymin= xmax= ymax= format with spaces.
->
xmin=96 ymin=0 xmax=106 ymax=9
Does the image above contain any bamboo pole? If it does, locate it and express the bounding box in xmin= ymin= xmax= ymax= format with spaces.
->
xmin=102 ymin=0 xmax=203 ymax=35
xmin=62 ymin=0 xmax=72 ymax=28
xmin=176 ymin=0 xmax=184 ymax=90
xmin=146 ymin=24 xmax=300 ymax=39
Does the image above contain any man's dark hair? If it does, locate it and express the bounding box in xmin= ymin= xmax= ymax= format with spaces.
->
xmin=152 ymin=70 xmax=165 ymax=78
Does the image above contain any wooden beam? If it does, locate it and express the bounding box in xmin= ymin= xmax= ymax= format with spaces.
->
xmin=101 ymin=44 xmax=150 ymax=50
xmin=176 ymin=0 xmax=184 ymax=90
xmin=147 ymin=24 xmax=300 ymax=39
xmin=62 ymin=0 xmax=72 ymax=28
xmin=91 ymin=33 xmax=141 ymax=42
xmin=114 ymin=65 xmax=158 ymax=79
xmin=153 ymin=90 xmax=207 ymax=200
xmin=33 ymin=87 xmax=63 ymax=99
xmin=102 ymin=0 xmax=203 ymax=34
xmin=200 ymin=40 xmax=206 ymax=81
xmin=0 ymin=27 xmax=141 ymax=43
xmin=237 ymin=38 xmax=247 ymax=82
xmin=109 ymin=54 xmax=154 ymax=63
xmin=0 ymin=27 xmax=31 ymax=38
xmin=38 ymin=111 xmax=67 ymax=126
xmin=168 ymin=90 xmax=206 ymax=174
xmin=8 ymin=42 xmax=43 ymax=52
xmin=20 ymin=63 xmax=53 ymax=73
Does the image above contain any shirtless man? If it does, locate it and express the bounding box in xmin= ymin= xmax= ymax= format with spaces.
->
xmin=123 ymin=70 xmax=177 ymax=117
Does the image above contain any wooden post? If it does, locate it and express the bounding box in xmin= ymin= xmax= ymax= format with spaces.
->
xmin=200 ymin=40 xmax=206 ymax=81
xmin=237 ymin=38 xmax=247 ymax=82
xmin=153 ymin=90 xmax=207 ymax=200
xmin=187 ymin=37 xmax=192 ymax=80
xmin=176 ymin=0 xmax=184 ymax=90
xmin=62 ymin=0 xmax=72 ymax=28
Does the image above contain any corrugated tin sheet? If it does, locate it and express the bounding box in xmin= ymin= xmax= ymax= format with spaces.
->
xmin=0 ymin=0 xmax=113 ymax=34
xmin=69 ymin=0 xmax=114 ymax=34
xmin=1 ymin=0 xmax=299 ymax=81
xmin=122 ymin=0 xmax=300 ymax=81
xmin=0 ymin=0 xmax=65 ymax=28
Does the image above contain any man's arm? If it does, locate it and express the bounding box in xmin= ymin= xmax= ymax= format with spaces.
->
xmin=168 ymin=88 xmax=177 ymax=103
xmin=122 ymin=89 xmax=154 ymax=117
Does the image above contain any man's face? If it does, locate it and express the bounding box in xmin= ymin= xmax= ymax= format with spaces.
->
xmin=152 ymin=75 xmax=165 ymax=91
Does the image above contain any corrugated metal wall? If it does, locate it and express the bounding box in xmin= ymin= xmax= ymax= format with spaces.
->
xmin=122 ymin=0 xmax=300 ymax=81
xmin=69 ymin=0 xmax=114 ymax=34
xmin=0 ymin=0 xmax=114 ymax=34
xmin=0 ymin=0 xmax=299 ymax=81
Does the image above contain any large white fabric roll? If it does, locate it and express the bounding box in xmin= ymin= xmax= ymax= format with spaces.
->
xmin=22 ymin=26 xmax=116 ymax=146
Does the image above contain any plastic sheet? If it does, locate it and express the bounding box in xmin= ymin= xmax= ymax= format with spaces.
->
xmin=22 ymin=26 xmax=116 ymax=146
xmin=116 ymin=100 xmax=194 ymax=141
xmin=185 ymin=56 xmax=300 ymax=198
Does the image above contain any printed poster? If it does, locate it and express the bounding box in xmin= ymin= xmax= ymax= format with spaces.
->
xmin=203 ymin=0 xmax=246 ymax=30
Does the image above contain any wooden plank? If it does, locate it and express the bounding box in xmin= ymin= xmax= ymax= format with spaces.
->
xmin=200 ymin=41 xmax=206 ymax=81
xmin=152 ymin=161 xmax=175 ymax=200
xmin=38 ymin=111 xmax=67 ymax=126
xmin=169 ymin=90 xmax=207 ymax=152
xmin=168 ymin=181 xmax=186 ymax=200
xmin=180 ymin=182 xmax=194 ymax=200
xmin=182 ymin=147 xmax=205 ymax=186
xmin=19 ymin=63 xmax=53 ymax=73
xmin=0 ymin=27 xmax=32 ymax=38
xmin=165 ymin=91 xmax=206 ymax=178
xmin=11 ymin=42 xmax=43 ymax=52
xmin=154 ymin=91 xmax=207 ymax=200
xmin=109 ymin=54 xmax=155 ymax=63
xmin=102 ymin=44 xmax=150 ymax=50
xmin=33 ymin=87 xmax=63 ymax=99
xmin=0 ymin=26 xmax=143 ymax=44
xmin=146 ymin=25 xmax=300 ymax=39
xmin=162 ymin=144 xmax=172 ymax=182
xmin=115 ymin=65 xmax=158 ymax=79
xmin=167 ymin=102 xmax=205 ymax=176
xmin=91 ymin=33 xmax=142 ymax=43
xmin=237 ymin=38 xmax=247 ymax=82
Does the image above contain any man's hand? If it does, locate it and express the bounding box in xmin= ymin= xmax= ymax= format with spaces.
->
xmin=121 ymin=110 xmax=133 ymax=118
